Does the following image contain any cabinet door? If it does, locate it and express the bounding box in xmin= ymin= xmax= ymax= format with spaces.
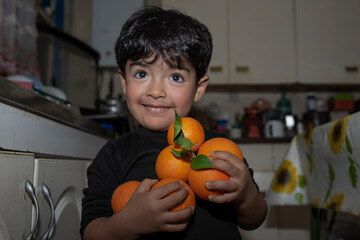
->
xmin=162 ymin=0 xmax=228 ymax=84
xmin=33 ymin=158 xmax=91 ymax=240
xmin=0 ymin=151 xmax=35 ymax=240
xmin=229 ymin=0 xmax=296 ymax=84
xmin=296 ymin=0 xmax=360 ymax=83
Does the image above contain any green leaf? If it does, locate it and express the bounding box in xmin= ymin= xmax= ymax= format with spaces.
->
xmin=328 ymin=162 xmax=335 ymax=183
xmin=345 ymin=134 xmax=352 ymax=154
xmin=170 ymin=148 xmax=190 ymax=158
xmin=306 ymin=152 xmax=313 ymax=174
xmin=298 ymin=175 xmax=307 ymax=189
xmin=349 ymin=162 xmax=358 ymax=189
xmin=324 ymin=188 xmax=331 ymax=203
xmin=174 ymin=130 xmax=185 ymax=145
xmin=190 ymin=154 xmax=214 ymax=170
xmin=180 ymin=138 xmax=193 ymax=151
xmin=324 ymin=162 xmax=335 ymax=203
xmin=173 ymin=110 xmax=182 ymax=140
xmin=295 ymin=192 xmax=303 ymax=205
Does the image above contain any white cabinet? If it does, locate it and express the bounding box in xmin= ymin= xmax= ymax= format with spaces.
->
xmin=296 ymin=0 xmax=360 ymax=83
xmin=162 ymin=0 xmax=228 ymax=84
xmin=0 ymin=151 xmax=35 ymax=240
xmin=33 ymin=158 xmax=91 ymax=240
xmin=229 ymin=0 xmax=296 ymax=84
xmin=162 ymin=0 xmax=360 ymax=86
xmin=0 ymin=99 xmax=107 ymax=239
xmin=162 ymin=0 xmax=296 ymax=84
xmin=0 ymin=151 xmax=91 ymax=240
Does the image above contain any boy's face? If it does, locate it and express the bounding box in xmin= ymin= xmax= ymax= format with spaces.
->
xmin=119 ymin=56 xmax=208 ymax=132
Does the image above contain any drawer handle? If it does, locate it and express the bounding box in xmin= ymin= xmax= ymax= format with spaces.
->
xmin=25 ymin=180 xmax=39 ymax=240
xmin=345 ymin=66 xmax=358 ymax=72
xmin=236 ymin=66 xmax=249 ymax=72
xmin=40 ymin=184 xmax=55 ymax=240
xmin=209 ymin=66 xmax=223 ymax=72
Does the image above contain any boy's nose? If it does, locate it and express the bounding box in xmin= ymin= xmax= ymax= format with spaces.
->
xmin=146 ymin=81 xmax=166 ymax=99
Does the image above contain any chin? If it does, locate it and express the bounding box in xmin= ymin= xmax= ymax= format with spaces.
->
xmin=142 ymin=121 xmax=170 ymax=132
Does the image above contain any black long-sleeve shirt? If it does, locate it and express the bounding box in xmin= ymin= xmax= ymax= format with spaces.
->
xmin=81 ymin=126 xmax=256 ymax=239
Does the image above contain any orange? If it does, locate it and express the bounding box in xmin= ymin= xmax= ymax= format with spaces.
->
xmin=188 ymin=137 xmax=244 ymax=200
xmin=188 ymin=168 xmax=229 ymax=200
xmin=155 ymin=146 xmax=191 ymax=182
xmin=167 ymin=117 xmax=205 ymax=152
xmin=151 ymin=178 xmax=196 ymax=212
xmin=111 ymin=181 xmax=140 ymax=213
xmin=196 ymin=137 xmax=244 ymax=161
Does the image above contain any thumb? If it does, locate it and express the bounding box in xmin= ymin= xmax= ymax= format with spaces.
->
xmin=135 ymin=178 xmax=159 ymax=193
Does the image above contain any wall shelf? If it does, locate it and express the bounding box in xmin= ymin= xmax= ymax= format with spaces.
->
xmin=206 ymin=83 xmax=360 ymax=93
xmin=231 ymin=137 xmax=293 ymax=144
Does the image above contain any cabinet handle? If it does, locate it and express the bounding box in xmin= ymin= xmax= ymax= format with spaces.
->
xmin=25 ymin=180 xmax=39 ymax=240
xmin=209 ymin=66 xmax=223 ymax=72
xmin=236 ymin=66 xmax=249 ymax=72
xmin=345 ymin=66 xmax=358 ymax=72
xmin=40 ymin=184 xmax=55 ymax=240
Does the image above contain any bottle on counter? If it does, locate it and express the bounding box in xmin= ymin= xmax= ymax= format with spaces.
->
xmin=230 ymin=112 xmax=242 ymax=139
xmin=306 ymin=92 xmax=317 ymax=112
xmin=277 ymin=93 xmax=292 ymax=115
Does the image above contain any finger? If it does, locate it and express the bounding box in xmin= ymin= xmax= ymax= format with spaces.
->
xmin=136 ymin=178 xmax=159 ymax=193
xmin=164 ymin=205 xmax=194 ymax=223
xmin=211 ymin=151 xmax=243 ymax=168
xmin=151 ymin=180 xmax=184 ymax=199
xmin=162 ymin=221 xmax=189 ymax=232
xmin=208 ymin=192 xmax=236 ymax=204
xmin=160 ymin=186 xmax=190 ymax=211
xmin=211 ymin=158 xmax=239 ymax=177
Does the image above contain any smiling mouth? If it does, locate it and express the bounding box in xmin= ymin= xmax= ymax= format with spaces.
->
xmin=143 ymin=105 xmax=171 ymax=113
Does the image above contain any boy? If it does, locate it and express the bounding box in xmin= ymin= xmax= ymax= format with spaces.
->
xmin=81 ymin=7 xmax=267 ymax=240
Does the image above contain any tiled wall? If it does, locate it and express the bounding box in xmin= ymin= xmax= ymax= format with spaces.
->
xmin=239 ymin=143 xmax=311 ymax=240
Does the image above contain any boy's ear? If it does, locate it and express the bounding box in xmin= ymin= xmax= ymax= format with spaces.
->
xmin=118 ymin=70 xmax=127 ymax=95
xmin=193 ymin=75 xmax=209 ymax=102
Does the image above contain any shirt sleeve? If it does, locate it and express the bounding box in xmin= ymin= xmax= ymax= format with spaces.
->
xmin=80 ymin=141 xmax=122 ymax=238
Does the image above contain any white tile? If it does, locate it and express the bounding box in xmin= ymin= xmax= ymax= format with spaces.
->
xmin=253 ymin=171 xmax=275 ymax=193
xmin=271 ymin=143 xmax=290 ymax=170
xmin=240 ymin=144 xmax=273 ymax=171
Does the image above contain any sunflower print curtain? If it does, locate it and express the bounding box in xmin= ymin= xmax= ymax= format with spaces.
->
xmin=267 ymin=112 xmax=360 ymax=216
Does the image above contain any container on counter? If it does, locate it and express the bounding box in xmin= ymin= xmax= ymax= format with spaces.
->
xmin=306 ymin=92 xmax=317 ymax=112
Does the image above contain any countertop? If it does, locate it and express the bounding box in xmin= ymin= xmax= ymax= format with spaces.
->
xmin=0 ymin=77 xmax=115 ymax=140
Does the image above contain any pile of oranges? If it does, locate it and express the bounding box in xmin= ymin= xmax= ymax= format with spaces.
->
xmin=111 ymin=111 xmax=244 ymax=216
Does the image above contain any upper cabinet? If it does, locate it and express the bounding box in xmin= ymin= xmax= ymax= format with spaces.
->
xmin=296 ymin=0 xmax=360 ymax=83
xmin=162 ymin=0 xmax=296 ymax=84
xmin=228 ymin=0 xmax=295 ymax=84
xmin=162 ymin=0 xmax=228 ymax=84
xmin=161 ymin=0 xmax=360 ymax=86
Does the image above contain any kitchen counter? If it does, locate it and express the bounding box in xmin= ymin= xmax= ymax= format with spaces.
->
xmin=0 ymin=76 xmax=114 ymax=140
xmin=0 ymin=76 xmax=114 ymax=159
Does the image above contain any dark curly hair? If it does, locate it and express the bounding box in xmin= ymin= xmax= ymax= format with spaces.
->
xmin=114 ymin=7 xmax=213 ymax=82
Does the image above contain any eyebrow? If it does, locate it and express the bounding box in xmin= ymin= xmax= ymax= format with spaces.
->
xmin=129 ymin=61 xmax=191 ymax=73
xmin=129 ymin=61 xmax=147 ymax=68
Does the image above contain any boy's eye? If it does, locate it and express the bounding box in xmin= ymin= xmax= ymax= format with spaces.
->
xmin=134 ymin=71 xmax=148 ymax=79
xmin=169 ymin=74 xmax=183 ymax=83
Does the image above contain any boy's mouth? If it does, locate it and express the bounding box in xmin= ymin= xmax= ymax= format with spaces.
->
xmin=143 ymin=104 xmax=171 ymax=113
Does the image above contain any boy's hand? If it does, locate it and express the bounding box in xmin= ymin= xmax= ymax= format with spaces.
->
xmin=205 ymin=151 xmax=268 ymax=230
xmin=119 ymin=178 xmax=194 ymax=236
xmin=204 ymin=151 xmax=258 ymax=204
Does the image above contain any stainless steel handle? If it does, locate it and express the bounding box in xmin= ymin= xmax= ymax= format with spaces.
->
xmin=25 ymin=180 xmax=39 ymax=240
xmin=40 ymin=183 xmax=55 ymax=240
